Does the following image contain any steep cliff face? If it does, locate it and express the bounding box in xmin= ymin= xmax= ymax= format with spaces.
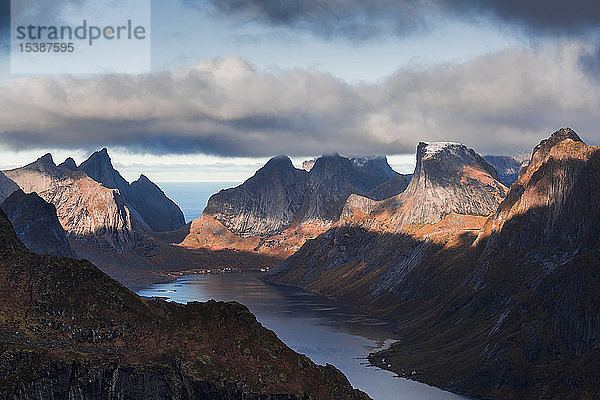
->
xmin=204 ymin=156 xmax=309 ymax=237
xmin=484 ymin=154 xmax=528 ymax=186
xmin=388 ymin=142 xmax=507 ymax=226
xmin=129 ymin=174 xmax=186 ymax=232
xmin=0 ymin=172 xmax=18 ymax=203
xmin=1 ymin=190 xmax=75 ymax=258
xmin=4 ymin=155 xmax=137 ymax=253
xmin=373 ymin=129 xmax=600 ymax=400
xmin=79 ymin=149 xmax=185 ymax=232
xmin=298 ymin=154 xmax=399 ymax=222
xmin=0 ymin=210 xmax=368 ymax=400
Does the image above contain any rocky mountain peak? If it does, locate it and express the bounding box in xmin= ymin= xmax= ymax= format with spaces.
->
xmin=415 ymin=141 xmax=499 ymax=180
xmin=350 ymin=156 xmax=397 ymax=181
xmin=78 ymin=148 xmax=128 ymax=190
xmin=78 ymin=148 xmax=184 ymax=232
xmin=37 ymin=153 xmax=55 ymax=165
xmin=524 ymin=127 xmax=585 ymax=177
xmin=259 ymin=154 xmax=295 ymax=173
xmin=386 ymin=141 xmax=507 ymax=226
xmin=204 ymin=154 xmax=308 ymax=237
xmin=23 ymin=153 xmax=59 ymax=175
xmin=58 ymin=157 xmax=78 ymax=171
xmin=533 ymin=127 xmax=582 ymax=155
xmin=411 ymin=142 xmax=498 ymax=185
xmin=483 ymin=128 xmax=598 ymax=259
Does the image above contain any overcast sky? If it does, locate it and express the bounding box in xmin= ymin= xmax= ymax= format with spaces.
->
xmin=0 ymin=0 xmax=599 ymax=182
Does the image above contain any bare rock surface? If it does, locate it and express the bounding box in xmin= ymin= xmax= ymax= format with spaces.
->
xmin=1 ymin=189 xmax=75 ymax=258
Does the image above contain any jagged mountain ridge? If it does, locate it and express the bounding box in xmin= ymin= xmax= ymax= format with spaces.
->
xmin=3 ymin=151 xmax=282 ymax=288
xmin=182 ymin=154 xmax=407 ymax=264
xmin=4 ymin=154 xmax=138 ymax=253
xmin=1 ymin=189 xmax=76 ymax=258
xmin=269 ymin=141 xmax=507 ymax=295
xmin=204 ymin=154 xmax=404 ymax=238
xmin=0 ymin=208 xmax=368 ymax=400
xmin=79 ymin=148 xmax=185 ymax=232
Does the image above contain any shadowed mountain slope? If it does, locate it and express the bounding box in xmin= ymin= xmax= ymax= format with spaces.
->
xmin=0 ymin=172 xmax=18 ymax=203
xmin=1 ymin=190 xmax=75 ymax=258
xmin=0 ymin=207 xmax=369 ymax=400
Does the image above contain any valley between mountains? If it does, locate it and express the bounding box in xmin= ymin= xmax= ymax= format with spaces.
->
xmin=1 ymin=127 xmax=599 ymax=399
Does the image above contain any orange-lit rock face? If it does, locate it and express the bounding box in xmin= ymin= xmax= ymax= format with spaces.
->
xmin=4 ymin=156 xmax=136 ymax=253
xmin=181 ymin=213 xmax=332 ymax=259
xmin=480 ymin=129 xmax=600 ymax=256
xmin=341 ymin=142 xmax=507 ymax=234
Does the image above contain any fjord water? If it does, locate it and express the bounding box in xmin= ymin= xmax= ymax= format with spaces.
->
xmin=138 ymin=273 xmax=468 ymax=400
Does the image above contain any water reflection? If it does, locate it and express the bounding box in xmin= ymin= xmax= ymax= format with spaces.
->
xmin=138 ymin=272 xmax=468 ymax=400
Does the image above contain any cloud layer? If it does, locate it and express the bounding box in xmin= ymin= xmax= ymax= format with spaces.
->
xmin=197 ymin=0 xmax=600 ymax=40
xmin=1 ymin=41 xmax=599 ymax=157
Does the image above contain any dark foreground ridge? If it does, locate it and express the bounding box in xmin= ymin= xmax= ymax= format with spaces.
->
xmin=0 ymin=208 xmax=369 ymax=400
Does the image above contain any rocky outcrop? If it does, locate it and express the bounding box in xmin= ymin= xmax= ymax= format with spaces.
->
xmin=484 ymin=154 xmax=529 ymax=186
xmin=389 ymin=142 xmax=507 ymax=226
xmin=79 ymin=149 xmax=185 ymax=232
xmin=57 ymin=157 xmax=78 ymax=171
xmin=1 ymin=190 xmax=75 ymax=257
xmin=0 ymin=171 xmax=18 ymax=202
xmin=4 ymin=154 xmax=137 ymax=253
xmin=0 ymin=209 xmax=369 ymax=400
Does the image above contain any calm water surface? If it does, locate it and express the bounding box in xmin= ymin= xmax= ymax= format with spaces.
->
xmin=137 ymin=272 xmax=468 ymax=400
xmin=157 ymin=182 xmax=239 ymax=222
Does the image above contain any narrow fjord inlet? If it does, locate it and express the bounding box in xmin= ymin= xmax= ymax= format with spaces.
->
xmin=137 ymin=272 xmax=468 ymax=400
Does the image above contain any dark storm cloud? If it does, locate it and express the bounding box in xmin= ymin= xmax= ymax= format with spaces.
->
xmin=453 ymin=0 xmax=600 ymax=36
xmin=197 ymin=0 xmax=600 ymax=40
xmin=1 ymin=46 xmax=599 ymax=157
xmin=579 ymin=43 xmax=600 ymax=80
xmin=199 ymin=0 xmax=430 ymax=40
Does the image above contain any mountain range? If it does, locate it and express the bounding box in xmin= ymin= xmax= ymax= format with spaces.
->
xmin=180 ymin=154 xmax=409 ymax=261
xmin=1 ymin=127 xmax=597 ymax=399
xmin=266 ymin=128 xmax=600 ymax=399
xmin=0 ymin=150 xmax=275 ymax=287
